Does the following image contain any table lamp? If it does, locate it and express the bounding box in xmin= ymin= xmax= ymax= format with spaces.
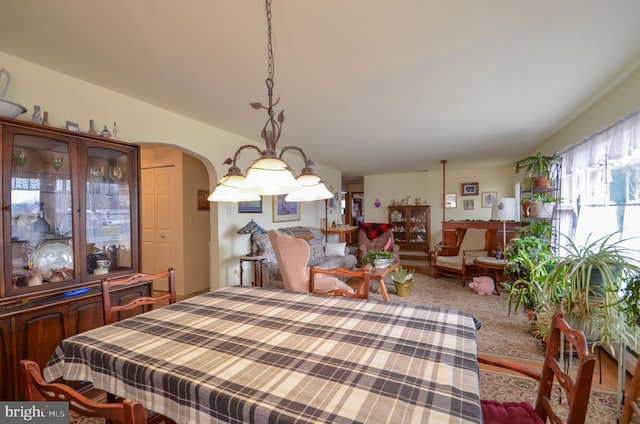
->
xmin=491 ymin=198 xmax=518 ymax=256
xmin=237 ymin=219 xmax=266 ymax=256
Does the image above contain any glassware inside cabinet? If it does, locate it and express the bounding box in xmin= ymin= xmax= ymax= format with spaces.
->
xmin=86 ymin=147 xmax=132 ymax=277
xmin=10 ymin=135 xmax=74 ymax=288
xmin=409 ymin=209 xmax=427 ymax=242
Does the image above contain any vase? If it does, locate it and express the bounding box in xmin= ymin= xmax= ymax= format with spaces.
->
xmin=532 ymin=201 xmax=554 ymax=218
xmin=394 ymin=279 xmax=413 ymax=297
xmin=374 ymin=258 xmax=391 ymax=268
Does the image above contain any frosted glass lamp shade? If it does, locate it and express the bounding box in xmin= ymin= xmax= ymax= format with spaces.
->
xmin=208 ymin=174 xmax=260 ymax=202
xmin=285 ymin=174 xmax=332 ymax=202
xmin=244 ymin=157 xmax=300 ymax=195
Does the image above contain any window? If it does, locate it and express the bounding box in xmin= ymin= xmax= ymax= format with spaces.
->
xmin=559 ymin=110 xmax=640 ymax=252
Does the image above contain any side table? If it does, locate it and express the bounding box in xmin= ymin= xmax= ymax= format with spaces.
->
xmin=239 ymin=255 xmax=266 ymax=287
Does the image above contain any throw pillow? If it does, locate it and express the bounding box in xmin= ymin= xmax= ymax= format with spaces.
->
xmin=325 ymin=242 xmax=346 ymax=257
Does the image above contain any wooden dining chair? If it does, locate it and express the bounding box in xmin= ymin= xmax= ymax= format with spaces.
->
xmin=21 ymin=359 xmax=147 ymax=424
xmin=478 ymin=313 xmax=595 ymax=424
xmin=101 ymin=268 xmax=176 ymax=325
xmin=310 ymin=266 xmax=372 ymax=299
xmin=620 ymin=348 xmax=640 ymax=423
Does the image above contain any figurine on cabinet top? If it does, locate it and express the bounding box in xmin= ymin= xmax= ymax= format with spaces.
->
xmin=100 ymin=125 xmax=111 ymax=138
xmin=31 ymin=105 xmax=43 ymax=124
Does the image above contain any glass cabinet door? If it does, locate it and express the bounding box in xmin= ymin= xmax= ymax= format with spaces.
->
xmin=9 ymin=134 xmax=74 ymax=290
xmin=409 ymin=208 xmax=427 ymax=243
xmin=389 ymin=208 xmax=406 ymax=243
xmin=86 ymin=147 xmax=132 ymax=277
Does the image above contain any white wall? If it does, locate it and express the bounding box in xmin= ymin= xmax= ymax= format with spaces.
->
xmin=181 ymin=154 xmax=211 ymax=294
xmin=0 ymin=51 xmax=340 ymax=290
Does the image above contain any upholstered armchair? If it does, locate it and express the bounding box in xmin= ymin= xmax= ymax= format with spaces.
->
xmin=433 ymin=228 xmax=496 ymax=284
xmin=358 ymin=223 xmax=400 ymax=261
xmin=268 ymin=230 xmax=357 ymax=294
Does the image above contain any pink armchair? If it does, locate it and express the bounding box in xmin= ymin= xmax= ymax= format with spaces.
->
xmin=358 ymin=223 xmax=400 ymax=261
xmin=268 ymin=230 xmax=357 ymax=295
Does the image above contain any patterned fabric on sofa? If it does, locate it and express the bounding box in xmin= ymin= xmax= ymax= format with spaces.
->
xmin=254 ymin=226 xmax=357 ymax=289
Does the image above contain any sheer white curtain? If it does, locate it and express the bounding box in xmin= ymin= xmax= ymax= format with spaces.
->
xmin=558 ymin=109 xmax=640 ymax=252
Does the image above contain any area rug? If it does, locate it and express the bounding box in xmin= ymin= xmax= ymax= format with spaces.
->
xmin=370 ymin=272 xmax=622 ymax=423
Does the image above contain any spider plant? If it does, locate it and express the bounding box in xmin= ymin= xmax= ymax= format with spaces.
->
xmin=540 ymin=231 xmax=640 ymax=347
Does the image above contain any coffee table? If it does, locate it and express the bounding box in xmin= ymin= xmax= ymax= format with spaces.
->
xmin=370 ymin=261 xmax=400 ymax=302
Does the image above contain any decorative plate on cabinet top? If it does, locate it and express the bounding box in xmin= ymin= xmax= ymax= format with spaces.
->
xmin=31 ymin=241 xmax=73 ymax=279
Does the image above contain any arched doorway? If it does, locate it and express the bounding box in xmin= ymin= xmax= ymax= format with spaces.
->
xmin=140 ymin=144 xmax=211 ymax=296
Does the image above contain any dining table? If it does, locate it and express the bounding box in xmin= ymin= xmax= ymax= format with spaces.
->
xmin=44 ymin=286 xmax=482 ymax=424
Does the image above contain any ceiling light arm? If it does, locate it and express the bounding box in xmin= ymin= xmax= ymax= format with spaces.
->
xmin=279 ymin=145 xmax=315 ymax=175
xmin=222 ymin=144 xmax=265 ymax=175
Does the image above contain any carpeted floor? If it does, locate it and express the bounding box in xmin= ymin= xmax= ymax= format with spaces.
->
xmin=370 ymin=272 xmax=623 ymax=423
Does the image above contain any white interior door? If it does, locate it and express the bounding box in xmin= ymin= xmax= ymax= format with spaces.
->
xmin=141 ymin=166 xmax=176 ymax=292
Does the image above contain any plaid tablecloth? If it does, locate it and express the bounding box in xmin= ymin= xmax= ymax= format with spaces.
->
xmin=45 ymin=286 xmax=481 ymax=424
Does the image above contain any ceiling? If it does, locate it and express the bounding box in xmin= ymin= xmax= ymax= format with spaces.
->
xmin=3 ymin=1 xmax=640 ymax=180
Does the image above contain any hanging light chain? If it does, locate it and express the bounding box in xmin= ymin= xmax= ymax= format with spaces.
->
xmin=253 ymin=0 xmax=283 ymax=153
xmin=266 ymin=0 xmax=274 ymax=82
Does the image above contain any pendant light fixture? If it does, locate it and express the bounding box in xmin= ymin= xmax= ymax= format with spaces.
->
xmin=209 ymin=0 xmax=331 ymax=202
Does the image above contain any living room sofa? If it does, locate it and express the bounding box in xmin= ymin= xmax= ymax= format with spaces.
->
xmin=253 ymin=226 xmax=358 ymax=289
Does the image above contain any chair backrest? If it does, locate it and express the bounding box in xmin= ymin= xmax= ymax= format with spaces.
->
xmin=619 ymin=342 xmax=640 ymax=423
xmin=536 ymin=313 xmax=595 ymax=424
xmin=458 ymin=228 xmax=489 ymax=251
xmin=268 ymin=230 xmax=311 ymax=292
xmin=102 ymin=268 xmax=176 ymax=325
xmin=358 ymin=227 xmax=399 ymax=260
xmin=20 ymin=360 xmax=147 ymax=424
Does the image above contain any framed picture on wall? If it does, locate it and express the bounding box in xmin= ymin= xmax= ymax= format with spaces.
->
xmin=238 ymin=199 xmax=263 ymax=213
xmin=463 ymin=199 xmax=475 ymax=210
xmin=444 ymin=193 xmax=457 ymax=208
xmin=273 ymin=195 xmax=300 ymax=222
xmin=461 ymin=182 xmax=479 ymax=196
xmin=197 ymin=189 xmax=210 ymax=211
xmin=482 ymin=191 xmax=497 ymax=208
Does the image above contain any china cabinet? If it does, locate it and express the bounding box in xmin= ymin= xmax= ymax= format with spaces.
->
xmin=388 ymin=206 xmax=431 ymax=255
xmin=0 ymin=117 xmax=143 ymax=399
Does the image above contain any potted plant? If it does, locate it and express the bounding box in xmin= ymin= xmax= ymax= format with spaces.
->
xmin=515 ymin=220 xmax=553 ymax=241
xmin=503 ymin=234 xmax=553 ymax=317
xmin=391 ymin=266 xmax=415 ymax=297
xmin=502 ymin=220 xmax=555 ymax=320
xmin=522 ymin=193 xmax=562 ymax=219
xmin=515 ymin=151 xmax=561 ymax=188
xmin=361 ymin=250 xmax=395 ymax=268
xmin=539 ymin=231 xmax=640 ymax=347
